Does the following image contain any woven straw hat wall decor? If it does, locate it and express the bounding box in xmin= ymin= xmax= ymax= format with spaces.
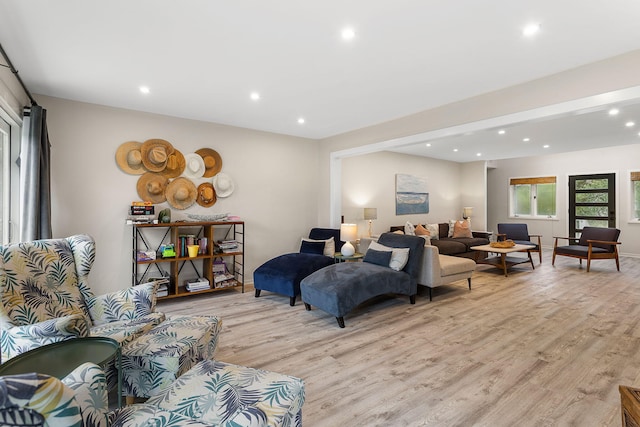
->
xmin=115 ymin=139 xmax=234 ymax=210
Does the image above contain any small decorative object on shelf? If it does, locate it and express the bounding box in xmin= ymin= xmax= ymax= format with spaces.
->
xmin=131 ymin=220 xmax=244 ymax=299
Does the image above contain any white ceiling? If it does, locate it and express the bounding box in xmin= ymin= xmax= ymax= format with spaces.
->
xmin=2 ymin=0 xmax=640 ymax=161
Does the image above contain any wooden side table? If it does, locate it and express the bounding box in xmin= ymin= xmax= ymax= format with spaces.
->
xmin=0 ymin=337 xmax=122 ymax=407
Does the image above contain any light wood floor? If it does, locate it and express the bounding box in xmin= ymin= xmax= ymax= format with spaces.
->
xmin=158 ymin=252 xmax=640 ymax=427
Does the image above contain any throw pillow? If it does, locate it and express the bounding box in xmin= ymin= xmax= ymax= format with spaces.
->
xmin=404 ymin=221 xmax=415 ymax=236
xmin=300 ymin=240 xmax=326 ymax=255
xmin=368 ymin=241 xmax=410 ymax=271
xmin=448 ymin=219 xmax=457 ymax=237
xmin=452 ymin=220 xmax=473 ymax=238
xmin=426 ymin=223 xmax=439 ymax=240
xmin=363 ymin=248 xmax=393 ymax=267
xmin=415 ymin=224 xmax=429 ymax=236
xmin=301 ymin=236 xmax=335 ymax=257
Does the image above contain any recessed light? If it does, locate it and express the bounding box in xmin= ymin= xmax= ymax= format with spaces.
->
xmin=297 ymin=118 xmax=305 ymax=124
xmin=476 ymin=153 xmax=482 ymax=157
xmin=523 ymin=137 xmax=530 ymax=142
xmin=609 ymin=108 xmax=620 ymax=116
xmin=453 ymin=148 xmax=458 ymax=152
xmin=250 ymin=92 xmax=260 ymax=101
xmin=522 ymin=23 xmax=541 ymax=37
xmin=341 ymin=27 xmax=355 ymax=40
xmin=425 ymin=143 xmax=431 ymax=147
xmin=626 ymin=121 xmax=635 ymax=127
xmin=139 ymin=86 xmax=150 ymax=94
xmin=543 ymin=144 xmax=550 ymax=148
xmin=498 ymin=129 xmax=506 ymax=135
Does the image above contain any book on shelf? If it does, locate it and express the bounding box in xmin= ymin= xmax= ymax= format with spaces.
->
xmin=215 ymin=278 xmax=238 ymax=289
xmin=184 ymin=277 xmax=210 ymax=292
xmin=216 ymin=239 xmax=240 ymax=253
xmin=126 ymin=215 xmax=155 ymax=225
xmin=213 ymin=259 xmax=227 ymax=275
xmin=213 ymin=273 xmax=235 ymax=284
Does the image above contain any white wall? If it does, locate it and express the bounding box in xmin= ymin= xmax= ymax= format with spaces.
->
xmin=487 ymin=143 xmax=640 ymax=256
xmin=38 ymin=96 xmax=321 ymax=295
xmin=341 ymin=151 xmax=485 ymax=236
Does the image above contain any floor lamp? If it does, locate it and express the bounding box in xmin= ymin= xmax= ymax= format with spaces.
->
xmin=364 ymin=208 xmax=377 ymax=238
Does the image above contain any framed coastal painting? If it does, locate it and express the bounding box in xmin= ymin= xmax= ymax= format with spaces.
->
xmin=395 ymin=173 xmax=429 ymax=215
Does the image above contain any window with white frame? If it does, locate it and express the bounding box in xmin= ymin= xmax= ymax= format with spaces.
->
xmin=632 ymin=171 xmax=640 ymax=221
xmin=510 ymin=176 xmax=557 ymax=218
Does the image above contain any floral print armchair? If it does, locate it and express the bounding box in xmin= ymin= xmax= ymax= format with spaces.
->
xmin=0 ymin=234 xmax=165 ymax=362
xmin=0 ymin=361 xmax=305 ymax=427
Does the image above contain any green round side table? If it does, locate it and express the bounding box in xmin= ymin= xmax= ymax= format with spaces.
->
xmin=0 ymin=336 xmax=122 ymax=407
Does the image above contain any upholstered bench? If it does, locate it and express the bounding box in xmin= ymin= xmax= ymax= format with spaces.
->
xmin=142 ymin=359 xmax=305 ymax=427
xmin=121 ymin=314 xmax=222 ymax=398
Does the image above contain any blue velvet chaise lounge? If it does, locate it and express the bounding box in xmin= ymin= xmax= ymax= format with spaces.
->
xmin=253 ymin=228 xmax=344 ymax=306
xmin=300 ymin=233 xmax=425 ymax=327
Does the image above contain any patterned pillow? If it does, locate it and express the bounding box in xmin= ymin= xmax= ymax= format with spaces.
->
xmin=426 ymin=223 xmax=439 ymax=240
xmin=86 ymin=282 xmax=157 ymax=326
xmin=404 ymin=222 xmax=415 ymax=236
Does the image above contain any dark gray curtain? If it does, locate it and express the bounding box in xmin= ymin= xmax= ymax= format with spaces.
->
xmin=18 ymin=105 xmax=52 ymax=241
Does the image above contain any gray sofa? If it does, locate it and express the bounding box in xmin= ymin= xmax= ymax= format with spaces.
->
xmin=390 ymin=223 xmax=490 ymax=258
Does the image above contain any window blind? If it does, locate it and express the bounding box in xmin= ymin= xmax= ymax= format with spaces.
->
xmin=510 ymin=176 xmax=556 ymax=185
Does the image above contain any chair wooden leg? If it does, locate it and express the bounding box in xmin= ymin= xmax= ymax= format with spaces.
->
xmin=336 ymin=317 xmax=345 ymax=328
xmin=539 ymin=250 xmax=542 ymax=264
xmin=289 ymin=296 xmax=296 ymax=306
xmin=428 ymin=287 xmax=432 ymax=301
xmin=255 ymin=289 xmax=261 ymax=297
xmin=304 ymin=303 xmax=311 ymax=311
xmin=467 ymin=277 xmax=471 ymax=290
xmin=409 ymin=294 xmax=416 ymax=304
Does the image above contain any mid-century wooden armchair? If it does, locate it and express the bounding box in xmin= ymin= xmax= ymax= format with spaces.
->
xmin=552 ymin=226 xmax=621 ymax=272
xmin=497 ymin=223 xmax=542 ymax=263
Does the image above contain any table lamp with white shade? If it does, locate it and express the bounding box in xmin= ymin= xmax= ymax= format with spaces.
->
xmin=364 ymin=208 xmax=377 ymax=238
xmin=340 ymin=223 xmax=358 ymax=256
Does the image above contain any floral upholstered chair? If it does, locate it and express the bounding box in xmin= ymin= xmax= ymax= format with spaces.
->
xmin=0 ymin=234 xmax=165 ymax=362
xmin=0 ymin=361 xmax=306 ymax=427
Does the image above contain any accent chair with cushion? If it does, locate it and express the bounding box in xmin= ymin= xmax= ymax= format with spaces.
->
xmin=497 ymin=223 xmax=542 ymax=263
xmin=300 ymin=232 xmax=424 ymax=328
xmin=0 ymin=360 xmax=305 ymax=427
xmin=0 ymin=234 xmax=165 ymax=363
xmin=253 ymin=228 xmax=344 ymax=306
xmin=552 ymin=226 xmax=621 ymax=272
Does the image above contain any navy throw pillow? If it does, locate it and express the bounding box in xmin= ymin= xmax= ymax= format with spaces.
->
xmin=363 ymin=248 xmax=392 ymax=267
xmin=300 ymin=240 xmax=326 ymax=255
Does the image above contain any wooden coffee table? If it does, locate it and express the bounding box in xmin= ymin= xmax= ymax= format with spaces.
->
xmin=471 ymin=243 xmax=536 ymax=276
